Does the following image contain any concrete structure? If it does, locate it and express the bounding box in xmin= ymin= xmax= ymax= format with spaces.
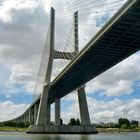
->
xmin=3 ymin=0 xmax=140 ymax=134
xmin=28 ymin=125 xmax=97 ymax=134
xmin=27 ymin=8 xmax=96 ymax=133
xmin=77 ymin=86 xmax=90 ymax=125
xmin=55 ymin=98 xmax=60 ymax=125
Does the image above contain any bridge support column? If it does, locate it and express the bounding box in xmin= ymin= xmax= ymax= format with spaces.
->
xmin=23 ymin=115 xmax=26 ymax=124
xmin=28 ymin=110 xmax=30 ymax=124
xmin=46 ymin=103 xmax=51 ymax=125
xmin=36 ymin=86 xmax=49 ymax=126
xmin=25 ymin=113 xmax=28 ymax=124
xmin=55 ymin=98 xmax=60 ymax=125
xmin=34 ymin=104 xmax=37 ymax=125
xmin=27 ymin=86 xmax=50 ymax=133
xmin=77 ymin=86 xmax=90 ymax=125
xmin=29 ymin=108 xmax=33 ymax=124
xmin=27 ymin=7 xmax=55 ymax=133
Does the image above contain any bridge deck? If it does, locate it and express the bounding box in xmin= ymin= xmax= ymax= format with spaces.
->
xmin=47 ymin=0 xmax=140 ymax=104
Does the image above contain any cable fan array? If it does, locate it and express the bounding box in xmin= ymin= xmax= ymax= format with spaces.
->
xmin=32 ymin=0 xmax=127 ymax=101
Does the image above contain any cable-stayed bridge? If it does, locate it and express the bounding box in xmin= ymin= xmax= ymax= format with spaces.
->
xmin=3 ymin=0 xmax=140 ymax=133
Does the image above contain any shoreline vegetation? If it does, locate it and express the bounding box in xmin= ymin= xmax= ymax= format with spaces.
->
xmin=0 ymin=126 xmax=140 ymax=133
xmin=97 ymin=128 xmax=140 ymax=133
xmin=0 ymin=126 xmax=28 ymax=132
xmin=0 ymin=117 xmax=139 ymax=133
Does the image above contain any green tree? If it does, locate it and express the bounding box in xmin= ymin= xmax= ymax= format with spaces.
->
xmin=113 ymin=123 xmax=119 ymax=128
xmin=121 ymin=124 xmax=129 ymax=129
xmin=131 ymin=124 xmax=137 ymax=129
xmin=131 ymin=120 xmax=138 ymax=127
xmin=60 ymin=118 xmax=63 ymax=125
xmin=69 ymin=118 xmax=76 ymax=125
xmin=118 ymin=118 xmax=130 ymax=128
xmin=76 ymin=118 xmax=80 ymax=125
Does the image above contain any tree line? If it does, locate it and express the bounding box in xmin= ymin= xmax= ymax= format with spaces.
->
xmin=118 ymin=118 xmax=139 ymax=129
xmin=0 ymin=121 xmax=29 ymax=128
xmin=0 ymin=117 xmax=139 ymax=129
xmin=96 ymin=118 xmax=139 ymax=129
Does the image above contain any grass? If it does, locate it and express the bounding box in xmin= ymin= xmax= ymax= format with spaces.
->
xmin=0 ymin=126 xmax=140 ymax=133
xmin=0 ymin=126 xmax=28 ymax=132
xmin=97 ymin=127 xmax=140 ymax=133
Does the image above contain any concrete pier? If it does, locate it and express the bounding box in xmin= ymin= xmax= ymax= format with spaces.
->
xmin=27 ymin=125 xmax=98 ymax=134
xmin=36 ymin=86 xmax=50 ymax=126
xmin=77 ymin=87 xmax=90 ymax=125
xmin=55 ymin=98 xmax=60 ymax=125
xmin=33 ymin=104 xmax=37 ymax=125
xmin=46 ymin=104 xmax=51 ymax=125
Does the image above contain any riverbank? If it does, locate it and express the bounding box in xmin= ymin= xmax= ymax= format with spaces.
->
xmin=0 ymin=126 xmax=27 ymax=132
xmin=0 ymin=126 xmax=140 ymax=133
xmin=97 ymin=128 xmax=140 ymax=133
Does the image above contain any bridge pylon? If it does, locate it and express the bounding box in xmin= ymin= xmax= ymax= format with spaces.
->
xmin=27 ymin=7 xmax=97 ymax=134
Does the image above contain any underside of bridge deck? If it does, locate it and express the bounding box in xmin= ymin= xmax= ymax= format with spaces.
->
xmin=48 ymin=0 xmax=140 ymax=104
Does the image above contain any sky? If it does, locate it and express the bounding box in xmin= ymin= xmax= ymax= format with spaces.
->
xmin=0 ymin=0 xmax=140 ymax=124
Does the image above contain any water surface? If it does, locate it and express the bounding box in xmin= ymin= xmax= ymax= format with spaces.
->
xmin=0 ymin=132 xmax=140 ymax=140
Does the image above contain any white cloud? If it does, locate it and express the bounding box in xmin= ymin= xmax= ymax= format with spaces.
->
xmin=0 ymin=101 xmax=29 ymax=122
xmin=9 ymin=64 xmax=37 ymax=93
xmin=85 ymin=53 xmax=140 ymax=96
xmin=62 ymin=91 xmax=78 ymax=101
xmin=0 ymin=0 xmax=40 ymax=22
xmin=61 ymin=97 xmax=140 ymax=124
xmin=1 ymin=97 xmax=140 ymax=124
xmin=0 ymin=2 xmax=50 ymax=95
xmin=10 ymin=64 xmax=34 ymax=83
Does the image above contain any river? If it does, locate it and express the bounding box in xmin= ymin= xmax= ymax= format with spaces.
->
xmin=0 ymin=132 xmax=140 ymax=140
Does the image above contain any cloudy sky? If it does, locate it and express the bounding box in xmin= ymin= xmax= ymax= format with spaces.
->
xmin=0 ymin=0 xmax=140 ymax=124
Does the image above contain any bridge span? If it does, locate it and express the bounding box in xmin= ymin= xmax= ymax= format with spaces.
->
xmin=3 ymin=0 xmax=140 ymax=134
xmin=49 ymin=0 xmax=140 ymax=104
